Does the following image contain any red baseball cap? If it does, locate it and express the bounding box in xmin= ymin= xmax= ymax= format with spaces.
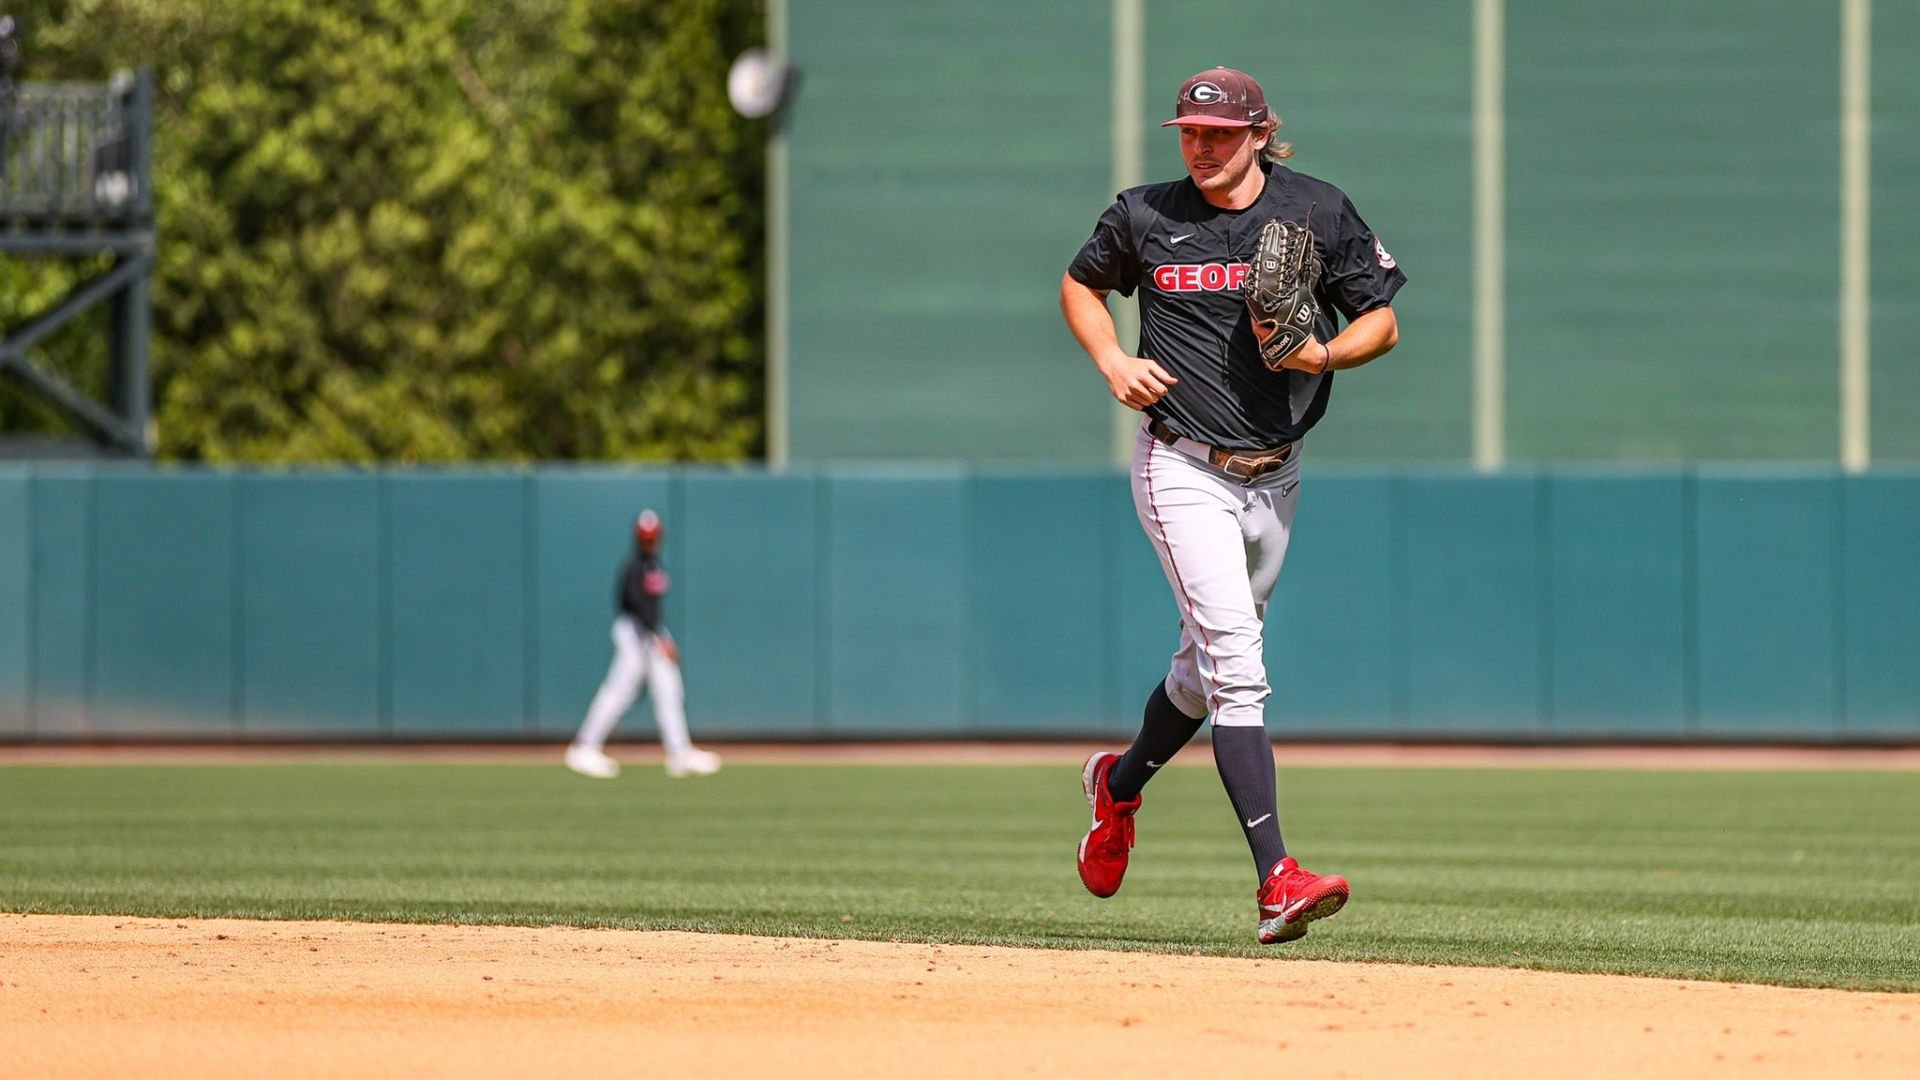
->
xmin=1161 ymin=67 xmax=1270 ymax=129
xmin=634 ymin=509 xmax=663 ymax=543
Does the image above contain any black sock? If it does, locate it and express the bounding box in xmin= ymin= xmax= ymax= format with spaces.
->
xmin=1210 ymin=724 xmax=1287 ymax=877
xmin=1106 ymin=682 xmax=1206 ymax=802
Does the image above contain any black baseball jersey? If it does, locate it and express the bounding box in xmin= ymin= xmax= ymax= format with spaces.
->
xmin=1068 ymin=163 xmax=1406 ymax=449
xmin=615 ymin=552 xmax=669 ymax=633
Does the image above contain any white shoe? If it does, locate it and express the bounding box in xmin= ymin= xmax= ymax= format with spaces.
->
xmin=565 ymin=745 xmax=620 ymax=779
xmin=665 ymin=747 xmax=722 ymax=778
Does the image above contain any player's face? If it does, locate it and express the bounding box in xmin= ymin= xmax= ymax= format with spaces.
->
xmin=1179 ymin=125 xmax=1262 ymax=193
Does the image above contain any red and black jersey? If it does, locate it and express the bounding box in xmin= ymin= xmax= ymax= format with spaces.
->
xmin=615 ymin=553 xmax=669 ymax=633
xmin=1068 ymin=163 xmax=1405 ymax=450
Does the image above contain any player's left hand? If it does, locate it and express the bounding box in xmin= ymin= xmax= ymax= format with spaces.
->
xmin=1275 ymin=337 xmax=1332 ymax=374
xmin=657 ymin=637 xmax=681 ymax=664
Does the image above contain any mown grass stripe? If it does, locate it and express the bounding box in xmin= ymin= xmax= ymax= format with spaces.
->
xmin=1 ymin=764 xmax=1914 ymax=991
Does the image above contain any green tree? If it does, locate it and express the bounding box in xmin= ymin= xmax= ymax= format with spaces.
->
xmin=2 ymin=0 xmax=765 ymax=462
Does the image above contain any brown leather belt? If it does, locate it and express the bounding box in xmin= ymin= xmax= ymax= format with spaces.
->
xmin=1148 ymin=418 xmax=1294 ymax=481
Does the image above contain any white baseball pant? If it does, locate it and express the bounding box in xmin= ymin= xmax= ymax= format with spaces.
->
xmin=572 ymin=615 xmax=691 ymax=755
xmin=1131 ymin=422 xmax=1301 ymax=728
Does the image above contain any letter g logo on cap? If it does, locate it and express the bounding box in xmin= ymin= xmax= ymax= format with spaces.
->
xmin=1187 ymin=81 xmax=1225 ymax=104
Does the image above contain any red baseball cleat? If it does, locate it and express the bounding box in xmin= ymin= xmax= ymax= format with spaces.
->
xmin=1256 ymin=856 xmax=1350 ymax=944
xmin=1076 ymin=751 xmax=1143 ymax=898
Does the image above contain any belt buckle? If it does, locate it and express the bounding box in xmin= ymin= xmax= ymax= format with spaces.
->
xmin=1211 ymin=451 xmax=1255 ymax=480
xmin=1212 ymin=443 xmax=1291 ymax=480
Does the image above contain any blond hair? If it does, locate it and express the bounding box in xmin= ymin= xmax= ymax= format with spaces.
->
xmin=1256 ymin=114 xmax=1294 ymax=162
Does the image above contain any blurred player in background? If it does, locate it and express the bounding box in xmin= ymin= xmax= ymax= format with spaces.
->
xmin=565 ymin=510 xmax=722 ymax=779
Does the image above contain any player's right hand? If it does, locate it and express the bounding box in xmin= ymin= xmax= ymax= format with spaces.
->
xmin=1101 ymin=355 xmax=1179 ymax=410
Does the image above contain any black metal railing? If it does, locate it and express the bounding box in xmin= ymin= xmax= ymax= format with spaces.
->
xmin=1 ymin=67 xmax=156 ymax=456
xmin=0 ymin=70 xmax=153 ymax=228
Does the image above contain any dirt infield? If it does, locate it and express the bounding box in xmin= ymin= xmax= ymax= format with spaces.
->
xmin=4 ymin=915 xmax=1915 ymax=1079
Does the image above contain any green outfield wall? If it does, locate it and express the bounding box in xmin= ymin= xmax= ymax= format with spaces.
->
xmin=779 ymin=0 xmax=1920 ymax=465
xmin=1 ymin=464 xmax=1915 ymax=742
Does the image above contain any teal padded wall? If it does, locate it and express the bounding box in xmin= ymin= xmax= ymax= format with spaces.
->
xmin=1545 ymin=473 xmax=1688 ymax=736
xmin=90 ymin=471 xmax=237 ymax=736
xmin=1841 ymin=473 xmax=1920 ymax=734
xmin=27 ymin=471 xmax=90 ymax=735
xmin=2 ymin=464 xmax=1917 ymax=742
xmin=1145 ymin=0 xmax=1474 ymax=461
xmin=1267 ymin=473 xmax=1401 ymax=734
xmin=531 ymin=471 xmax=674 ymax=739
xmin=0 ymin=470 xmax=25 ymax=734
xmin=823 ymin=470 xmax=969 ymax=734
xmin=1874 ymin=4 xmax=1920 ymax=460
xmin=784 ymin=0 xmax=1115 ymax=461
xmin=1403 ymin=472 xmax=1544 ymax=734
xmin=1507 ymin=1 xmax=1839 ymax=460
xmin=1693 ymin=474 xmax=1840 ymax=737
xmin=237 ymin=474 xmax=382 ymax=737
xmin=386 ymin=474 xmax=530 ymax=737
xmin=969 ymin=471 xmax=1115 ymax=735
xmin=679 ymin=471 xmax=822 ymax=736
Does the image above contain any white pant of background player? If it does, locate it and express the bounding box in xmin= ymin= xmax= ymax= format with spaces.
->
xmin=1133 ymin=422 xmax=1301 ymax=728
xmin=566 ymin=616 xmax=720 ymax=778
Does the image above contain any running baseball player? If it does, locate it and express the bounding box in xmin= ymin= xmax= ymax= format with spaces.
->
xmin=565 ymin=510 xmax=722 ymax=779
xmin=1060 ymin=67 xmax=1405 ymax=943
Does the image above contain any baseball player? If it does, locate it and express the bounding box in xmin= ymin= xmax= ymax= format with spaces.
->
xmin=1059 ymin=67 xmax=1405 ymax=943
xmin=565 ymin=510 xmax=722 ymax=779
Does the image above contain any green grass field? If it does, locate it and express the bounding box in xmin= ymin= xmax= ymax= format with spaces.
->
xmin=1 ymin=762 xmax=1915 ymax=991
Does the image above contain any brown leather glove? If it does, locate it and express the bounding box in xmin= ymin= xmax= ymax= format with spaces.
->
xmin=1244 ymin=219 xmax=1323 ymax=371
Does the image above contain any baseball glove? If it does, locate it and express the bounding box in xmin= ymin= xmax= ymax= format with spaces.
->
xmin=1244 ymin=219 xmax=1323 ymax=371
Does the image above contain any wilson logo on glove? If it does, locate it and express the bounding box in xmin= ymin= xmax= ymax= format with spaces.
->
xmin=1152 ymin=262 xmax=1252 ymax=292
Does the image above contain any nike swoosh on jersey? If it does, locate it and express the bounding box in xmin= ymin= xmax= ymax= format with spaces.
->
xmin=1169 ymin=233 xmax=1195 ymax=245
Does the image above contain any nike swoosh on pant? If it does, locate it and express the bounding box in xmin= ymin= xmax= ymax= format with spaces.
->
xmin=1244 ymin=813 xmax=1272 ymax=828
